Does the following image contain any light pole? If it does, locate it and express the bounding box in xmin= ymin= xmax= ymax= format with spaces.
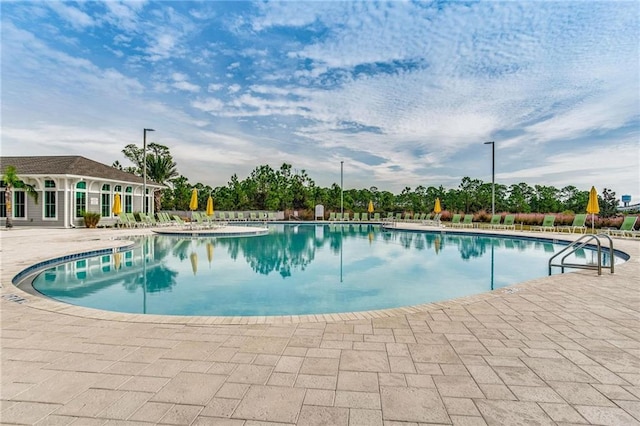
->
xmin=143 ymin=128 xmax=155 ymax=214
xmin=340 ymin=161 xmax=344 ymax=216
xmin=484 ymin=141 xmax=495 ymax=215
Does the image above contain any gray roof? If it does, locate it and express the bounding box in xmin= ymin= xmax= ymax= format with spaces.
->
xmin=0 ymin=156 xmax=163 ymax=186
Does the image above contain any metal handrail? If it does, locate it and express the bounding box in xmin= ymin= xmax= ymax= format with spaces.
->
xmin=548 ymin=233 xmax=614 ymax=275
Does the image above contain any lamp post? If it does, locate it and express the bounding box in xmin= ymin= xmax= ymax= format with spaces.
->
xmin=484 ymin=141 xmax=495 ymax=215
xmin=340 ymin=161 xmax=344 ymax=216
xmin=143 ymin=128 xmax=155 ymax=214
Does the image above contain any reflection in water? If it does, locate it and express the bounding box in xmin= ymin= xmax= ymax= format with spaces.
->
xmin=30 ymin=225 xmax=618 ymax=316
xmin=206 ymin=243 xmax=214 ymax=267
xmin=34 ymin=235 xmax=179 ymax=299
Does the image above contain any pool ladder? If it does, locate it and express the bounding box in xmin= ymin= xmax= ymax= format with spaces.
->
xmin=548 ymin=233 xmax=614 ymax=276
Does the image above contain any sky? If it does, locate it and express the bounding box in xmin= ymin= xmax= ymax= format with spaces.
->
xmin=2 ymin=1 xmax=639 ymax=201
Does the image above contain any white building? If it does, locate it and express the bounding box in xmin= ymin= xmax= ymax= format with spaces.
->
xmin=1 ymin=156 xmax=164 ymax=228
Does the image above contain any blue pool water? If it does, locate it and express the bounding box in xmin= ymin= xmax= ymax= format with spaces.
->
xmin=30 ymin=224 xmax=620 ymax=316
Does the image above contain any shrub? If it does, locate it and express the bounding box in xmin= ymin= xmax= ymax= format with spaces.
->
xmin=475 ymin=210 xmax=492 ymax=223
xmin=82 ymin=211 xmax=101 ymax=228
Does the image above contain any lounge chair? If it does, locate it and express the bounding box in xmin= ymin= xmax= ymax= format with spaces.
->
xmin=126 ymin=212 xmax=145 ymax=228
xmin=172 ymin=215 xmax=188 ymax=227
xmin=336 ymin=212 xmax=343 ymax=221
xmin=395 ymin=213 xmax=403 ymax=222
xmin=556 ymin=213 xmax=587 ymax=234
xmin=344 ymin=212 xmax=350 ymax=221
xmin=237 ymin=212 xmax=247 ymax=221
xmin=158 ymin=212 xmax=176 ymax=226
xmin=608 ymin=216 xmax=638 ymax=238
xmin=460 ymin=214 xmax=474 ymax=228
xmin=498 ymin=214 xmax=516 ymax=230
xmin=267 ymin=212 xmax=276 ymax=221
xmin=486 ymin=214 xmax=502 ymax=229
xmin=372 ymin=213 xmax=381 ymax=221
xmin=140 ymin=212 xmax=159 ymax=227
xmin=361 ymin=213 xmax=368 ymax=221
xmin=116 ymin=213 xmax=130 ymax=228
xmin=422 ymin=213 xmax=441 ymax=226
xmin=449 ymin=214 xmax=461 ymax=227
xmin=531 ymin=215 xmax=555 ymax=232
xmin=328 ymin=212 xmax=336 ymax=221
xmin=352 ymin=212 xmax=360 ymax=221
xmin=191 ymin=211 xmax=209 ymax=228
xmin=250 ymin=212 xmax=258 ymax=221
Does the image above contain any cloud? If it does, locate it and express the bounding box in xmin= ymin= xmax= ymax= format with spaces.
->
xmin=171 ymin=72 xmax=200 ymax=92
xmin=47 ymin=2 xmax=96 ymax=30
xmin=1 ymin=1 xmax=638 ymax=201
xmin=192 ymin=98 xmax=224 ymax=112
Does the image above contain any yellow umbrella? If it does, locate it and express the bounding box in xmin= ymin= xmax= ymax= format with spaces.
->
xmin=434 ymin=198 xmax=442 ymax=214
xmin=206 ymin=196 xmax=214 ymax=217
xmin=189 ymin=189 xmax=198 ymax=211
xmin=190 ymin=252 xmax=198 ymax=275
xmin=112 ymin=193 xmax=122 ymax=215
xmin=368 ymin=200 xmax=374 ymax=214
xmin=206 ymin=242 xmax=214 ymax=267
xmin=586 ymin=186 xmax=599 ymax=232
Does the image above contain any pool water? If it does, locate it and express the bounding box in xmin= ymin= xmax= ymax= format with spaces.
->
xmin=31 ymin=224 xmax=619 ymax=316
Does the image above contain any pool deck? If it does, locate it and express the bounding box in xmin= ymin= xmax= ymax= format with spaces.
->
xmin=1 ymin=225 xmax=639 ymax=425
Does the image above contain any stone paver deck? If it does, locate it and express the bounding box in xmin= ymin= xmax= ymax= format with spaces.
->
xmin=1 ymin=226 xmax=639 ymax=425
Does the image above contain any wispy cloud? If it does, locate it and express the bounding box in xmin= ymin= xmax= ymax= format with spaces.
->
xmin=47 ymin=2 xmax=96 ymax=30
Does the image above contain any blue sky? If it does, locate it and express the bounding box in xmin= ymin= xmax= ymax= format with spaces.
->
xmin=2 ymin=1 xmax=639 ymax=200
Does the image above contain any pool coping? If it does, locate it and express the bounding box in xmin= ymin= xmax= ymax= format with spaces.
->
xmin=3 ymin=224 xmax=638 ymax=325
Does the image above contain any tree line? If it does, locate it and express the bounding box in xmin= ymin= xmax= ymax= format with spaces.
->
xmin=114 ymin=143 xmax=620 ymax=217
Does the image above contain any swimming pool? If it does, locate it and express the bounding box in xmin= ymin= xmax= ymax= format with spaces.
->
xmin=29 ymin=224 xmax=621 ymax=316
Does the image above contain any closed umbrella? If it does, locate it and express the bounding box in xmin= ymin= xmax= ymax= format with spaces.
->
xmin=112 ymin=193 xmax=122 ymax=215
xmin=434 ymin=198 xmax=442 ymax=214
xmin=586 ymin=186 xmax=599 ymax=232
xmin=206 ymin=195 xmax=214 ymax=217
xmin=189 ymin=189 xmax=198 ymax=211
xmin=368 ymin=200 xmax=374 ymax=214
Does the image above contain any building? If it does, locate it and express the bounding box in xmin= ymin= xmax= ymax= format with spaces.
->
xmin=0 ymin=156 xmax=164 ymax=228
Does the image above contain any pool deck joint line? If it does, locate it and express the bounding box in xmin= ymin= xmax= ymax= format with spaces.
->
xmin=1 ymin=225 xmax=639 ymax=425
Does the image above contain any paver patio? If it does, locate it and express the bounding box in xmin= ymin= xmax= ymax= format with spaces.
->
xmin=1 ymin=226 xmax=639 ymax=425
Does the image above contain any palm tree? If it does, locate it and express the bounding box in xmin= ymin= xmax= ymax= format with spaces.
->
xmin=146 ymin=155 xmax=178 ymax=212
xmin=2 ymin=165 xmax=38 ymax=228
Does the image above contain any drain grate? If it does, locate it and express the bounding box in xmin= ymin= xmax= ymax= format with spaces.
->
xmin=2 ymin=294 xmax=27 ymax=304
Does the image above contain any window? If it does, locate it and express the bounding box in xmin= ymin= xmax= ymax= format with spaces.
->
xmin=0 ymin=182 xmax=5 ymax=217
xmin=14 ymin=191 xmax=25 ymax=218
xmin=101 ymin=184 xmax=111 ymax=217
xmin=44 ymin=180 xmax=56 ymax=219
xmin=75 ymin=181 xmax=86 ymax=218
xmin=125 ymin=186 xmax=133 ymax=213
